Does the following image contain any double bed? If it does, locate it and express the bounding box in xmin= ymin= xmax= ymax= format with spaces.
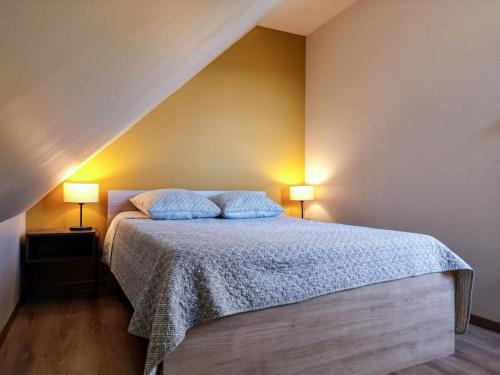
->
xmin=104 ymin=190 xmax=473 ymax=375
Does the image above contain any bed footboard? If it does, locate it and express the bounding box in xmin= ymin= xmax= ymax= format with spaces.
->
xmin=162 ymin=272 xmax=455 ymax=375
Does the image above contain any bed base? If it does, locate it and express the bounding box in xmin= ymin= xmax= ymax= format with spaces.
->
xmin=162 ymin=272 xmax=455 ymax=375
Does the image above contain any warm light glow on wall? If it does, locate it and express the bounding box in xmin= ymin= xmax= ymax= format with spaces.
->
xmin=306 ymin=163 xmax=333 ymax=185
xmin=307 ymin=201 xmax=334 ymax=222
xmin=27 ymin=27 xmax=305 ymax=231
xmin=267 ymin=162 xmax=304 ymax=186
xmin=60 ymin=163 xmax=79 ymax=181
xmin=63 ymin=183 xmax=99 ymax=203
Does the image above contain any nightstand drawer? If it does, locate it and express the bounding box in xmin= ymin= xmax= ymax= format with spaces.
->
xmin=26 ymin=233 xmax=94 ymax=262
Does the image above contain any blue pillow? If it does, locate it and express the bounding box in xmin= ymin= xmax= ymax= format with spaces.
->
xmin=129 ymin=189 xmax=221 ymax=220
xmin=210 ymin=191 xmax=283 ymax=219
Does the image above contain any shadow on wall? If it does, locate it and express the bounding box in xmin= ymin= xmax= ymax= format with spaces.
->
xmin=479 ymin=120 xmax=500 ymax=140
xmin=281 ymin=187 xmax=302 ymax=218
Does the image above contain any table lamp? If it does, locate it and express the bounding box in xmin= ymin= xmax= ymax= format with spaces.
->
xmin=290 ymin=185 xmax=314 ymax=219
xmin=63 ymin=182 xmax=99 ymax=231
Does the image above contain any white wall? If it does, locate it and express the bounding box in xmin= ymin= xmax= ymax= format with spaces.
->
xmin=0 ymin=213 xmax=25 ymax=332
xmin=306 ymin=0 xmax=500 ymax=321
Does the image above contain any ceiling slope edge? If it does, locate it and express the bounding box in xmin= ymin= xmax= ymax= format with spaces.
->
xmin=0 ymin=0 xmax=281 ymax=223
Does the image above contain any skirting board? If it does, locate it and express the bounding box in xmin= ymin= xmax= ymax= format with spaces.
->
xmin=0 ymin=302 xmax=20 ymax=349
xmin=470 ymin=314 xmax=500 ymax=334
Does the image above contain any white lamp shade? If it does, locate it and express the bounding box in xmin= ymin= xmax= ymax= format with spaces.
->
xmin=64 ymin=182 xmax=99 ymax=203
xmin=290 ymin=185 xmax=314 ymax=201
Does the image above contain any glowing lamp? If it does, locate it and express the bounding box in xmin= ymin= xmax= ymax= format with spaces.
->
xmin=63 ymin=182 xmax=99 ymax=231
xmin=289 ymin=185 xmax=314 ymax=219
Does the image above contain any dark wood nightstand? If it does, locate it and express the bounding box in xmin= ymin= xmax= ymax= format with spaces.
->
xmin=22 ymin=229 xmax=100 ymax=302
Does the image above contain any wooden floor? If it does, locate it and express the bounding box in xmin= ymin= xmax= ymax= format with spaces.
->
xmin=0 ymin=295 xmax=499 ymax=375
xmin=0 ymin=295 xmax=147 ymax=375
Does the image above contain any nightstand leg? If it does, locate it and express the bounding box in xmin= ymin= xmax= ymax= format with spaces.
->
xmin=94 ymin=237 xmax=99 ymax=299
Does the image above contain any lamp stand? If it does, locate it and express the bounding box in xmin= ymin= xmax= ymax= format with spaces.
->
xmin=70 ymin=203 xmax=92 ymax=231
xmin=300 ymin=200 xmax=304 ymax=219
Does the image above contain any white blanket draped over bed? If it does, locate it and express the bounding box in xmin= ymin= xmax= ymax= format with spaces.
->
xmin=104 ymin=212 xmax=473 ymax=375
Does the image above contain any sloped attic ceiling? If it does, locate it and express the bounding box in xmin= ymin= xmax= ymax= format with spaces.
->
xmin=0 ymin=0 xmax=280 ymax=223
xmin=260 ymin=0 xmax=358 ymax=35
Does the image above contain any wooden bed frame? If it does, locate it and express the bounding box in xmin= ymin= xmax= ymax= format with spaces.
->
xmin=107 ymin=190 xmax=456 ymax=375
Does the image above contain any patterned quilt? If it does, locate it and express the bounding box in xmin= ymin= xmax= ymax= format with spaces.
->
xmin=103 ymin=213 xmax=473 ymax=375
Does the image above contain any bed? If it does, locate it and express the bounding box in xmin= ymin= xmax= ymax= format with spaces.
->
xmin=104 ymin=190 xmax=473 ymax=375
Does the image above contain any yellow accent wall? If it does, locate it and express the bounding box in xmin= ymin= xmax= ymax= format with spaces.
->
xmin=27 ymin=27 xmax=305 ymax=234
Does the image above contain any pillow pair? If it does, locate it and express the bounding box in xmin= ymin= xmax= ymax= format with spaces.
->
xmin=130 ymin=189 xmax=283 ymax=220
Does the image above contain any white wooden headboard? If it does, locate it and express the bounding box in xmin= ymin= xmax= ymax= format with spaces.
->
xmin=107 ymin=190 xmax=266 ymax=225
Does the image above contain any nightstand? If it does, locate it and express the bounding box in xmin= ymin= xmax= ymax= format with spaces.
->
xmin=22 ymin=229 xmax=100 ymax=302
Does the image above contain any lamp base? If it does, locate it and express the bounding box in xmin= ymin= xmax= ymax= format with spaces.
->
xmin=70 ymin=226 xmax=93 ymax=231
